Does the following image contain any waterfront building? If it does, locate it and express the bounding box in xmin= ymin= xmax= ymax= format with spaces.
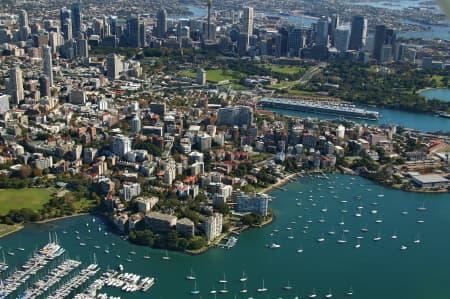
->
xmin=236 ymin=192 xmax=269 ymax=216
xmin=111 ymin=134 xmax=132 ymax=157
xmin=202 ymin=213 xmax=223 ymax=242
xmin=217 ymin=106 xmax=253 ymax=127
xmin=123 ymin=182 xmax=141 ymax=201
xmin=135 ymin=196 xmax=159 ymax=213
xmin=411 ymin=174 xmax=449 ymax=188
xmin=348 ymin=15 xmax=367 ymax=51
xmin=145 ymin=212 xmax=177 ymax=233
xmin=176 ymin=218 xmax=195 ymax=238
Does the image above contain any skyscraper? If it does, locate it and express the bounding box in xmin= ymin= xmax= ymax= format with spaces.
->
xmin=77 ymin=39 xmax=89 ymax=57
xmin=334 ymin=25 xmax=350 ymax=52
xmin=329 ymin=14 xmax=340 ymax=46
xmin=207 ymin=0 xmax=212 ymax=40
xmin=348 ymin=15 xmax=367 ymax=51
xmin=315 ymin=17 xmax=329 ymax=46
xmin=71 ymin=2 xmax=82 ymax=35
xmin=127 ymin=15 xmax=141 ymax=47
xmin=107 ymin=54 xmax=122 ymax=80
xmin=288 ymin=27 xmax=306 ymax=57
xmin=156 ymin=9 xmax=167 ymax=38
xmin=9 ymin=66 xmax=24 ymax=105
xmin=373 ymin=25 xmax=386 ymax=61
xmin=39 ymin=75 xmax=51 ymax=98
xmin=242 ymin=7 xmax=254 ymax=37
xmin=60 ymin=7 xmax=73 ymax=41
xmin=19 ymin=10 xmax=29 ymax=28
xmin=42 ymin=45 xmax=53 ymax=86
xmin=60 ymin=7 xmax=71 ymax=31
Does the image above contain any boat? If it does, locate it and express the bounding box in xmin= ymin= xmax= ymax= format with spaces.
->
xmin=162 ymin=250 xmax=170 ymax=260
xmin=337 ymin=232 xmax=347 ymax=244
xmin=116 ymin=254 xmax=121 ymax=259
xmin=325 ymin=288 xmax=333 ymax=298
xmin=401 ymin=245 xmax=408 ymax=251
xmin=373 ymin=232 xmax=382 ymax=241
xmin=308 ymin=288 xmax=317 ymax=298
xmin=360 ymin=225 xmax=369 ymax=233
xmin=129 ymin=250 xmax=136 ymax=255
xmin=7 ymin=250 xmax=14 ymax=256
xmin=317 ymin=233 xmax=325 ymax=243
xmin=239 ymin=271 xmax=248 ymax=282
xmin=126 ymin=257 xmax=132 ymax=262
xmin=402 ymin=211 xmax=408 ymax=215
xmin=339 ymin=217 xmax=345 ymax=225
xmin=417 ymin=201 xmax=427 ymax=211
xmin=118 ymin=264 xmax=124 ymax=271
xmin=417 ymin=219 xmax=425 ymax=224
xmin=79 ymin=243 xmax=86 ymax=246
xmin=270 ymin=243 xmax=281 ymax=249
xmin=186 ymin=268 xmax=196 ymax=280
xmin=257 ymin=279 xmax=268 ymax=292
xmin=219 ymin=273 xmax=227 ymax=283
xmin=391 ymin=232 xmax=398 ymax=239
xmin=104 ymin=246 xmax=110 ymax=254
xmin=327 ymin=226 xmax=336 ymax=235
xmin=284 ymin=280 xmax=293 ymax=290
xmin=219 ymin=281 xmax=229 ymax=293
xmin=413 ymin=233 xmax=421 ymax=244
xmin=143 ymin=250 xmax=151 ymax=259
xmin=297 ymin=245 xmax=304 ymax=253
xmin=355 ymin=239 xmax=361 ymax=249
xmin=190 ymin=281 xmax=200 ymax=295
xmin=346 ymin=286 xmax=354 ymax=296
xmin=240 ymin=281 xmax=248 ymax=293
xmin=210 ymin=285 xmax=217 ymax=294
xmin=17 ymin=247 xmax=25 ymax=251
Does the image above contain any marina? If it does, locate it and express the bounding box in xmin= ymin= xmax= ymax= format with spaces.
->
xmin=0 ymin=174 xmax=449 ymax=298
xmin=259 ymin=98 xmax=381 ymax=120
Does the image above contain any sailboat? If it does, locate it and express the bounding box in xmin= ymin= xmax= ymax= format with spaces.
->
xmin=327 ymin=226 xmax=336 ymax=235
xmin=401 ymin=245 xmax=408 ymax=251
xmin=104 ymin=246 xmax=110 ymax=254
xmin=346 ymin=286 xmax=354 ymax=296
xmin=339 ymin=217 xmax=345 ymax=225
xmin=186 ymin=268 xmax=196 ymax=280
xmin=391 ymin=230 xmax=398 ymax=239
xmin=413 ymin=233 xmax=421 ymax=244
xmin=317 ymin=233 xmax=325 ymax=243
xmin=219 ymin=281 xmax=229 ymax=293
xmin=325 ymin=288 xmax=333 ymax=298
xmin=308 ymin=288 xmax=317 ymax=298
xmin=219 ymin=273 xmax=227 ymax=283
xmin=239 ymin=271 xmax=248 ymax=282
xmin=190 ymin=281 xmax=200 ymax=295
xmin=240 ymin=281 xmax=248 ymax=293
xmin=284 ymin=280 xmax=293 ymax=290
xmin=355 ymin=239 xmax=361 ymax=249
xmin=417 ymin=201 xmax=427 ymax=211
xmin=162 ymin=250 xmax=170 ymax=260
xmin=337 ymin=232 xmax=347 ymax=244
xmin=318 ymin=215 xmax=325 ymax=223
xmin=373 ymin=232 xmax=382 ymax=241
xmin=257 ymin=279 xmax=268 ymax=292
xmin=143 ymin=249 xmax=150 ymax=259
xmin=297 ymin=244 xmax=304 ymax=253
xmin=210 ymin=285 xmax=217 ymax=294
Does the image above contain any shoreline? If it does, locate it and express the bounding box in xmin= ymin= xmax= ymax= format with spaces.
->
xmin=260 ymin=172 xmax=299 ymax=194
xmin=33 ymin=212 xmax=90 ymax=224
xmin=0 ymin=224 xmax=24 ymax=239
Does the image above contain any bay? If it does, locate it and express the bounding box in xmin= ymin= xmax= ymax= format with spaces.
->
xmin=1 ymin=175 xmax=449 ymax=298
xmin=267 ymin=106 xmax=450 ymax=133
xmin=419 ymin=88 xmax=450 ymax=102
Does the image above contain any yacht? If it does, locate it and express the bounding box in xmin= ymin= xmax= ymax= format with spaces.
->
xmin=318 ymin=215 xmax=325 ymax=223
xmin=317 ymin=234 xmax=325 ymax=243
xmin=190 ymin=281 xmax=200 ymax=295
xmin=360 ymin=225 xmax=369 ymax=233
xmin=325 ymin=288 xmax=333 ymax=298
xmin=270 ymin=243 xmax=281 ymax=249
xmin=401 ymin=211 xmax=408 ymax=215
xmin=219 ymin=282 xmax=229 ymax=294
xmin=391 ymin=233 xmax=398 ymax=239
xmin=284 ymin=280 xmax=293 ymax=290
xmin=346 ymin=286 xmax=354 ymax=296
xmin=240 ymin=271 xmax=248 ymax=282
xmin=186 ymin=268 xmax=196 ymax=280
xmin=116 ymin=254 xmax=121 ymax=259
xmin=256 ymin=279 xmax=268 ymax=292
xmin=355 ymin=240 xmax=361 ymax=249
xmin=118 ymin=264 xmax=124 ymax=271
xmin=297 ymin=245 xmax=304 ymax=253
xmin=327 ymin=227 xmax=336 ymax=235
xmin=143 ymin=250 xmax=151 ymax=259
xmin=417 ymin=201 xmax=427 ymax=211
xmin=417 ymin=219 xmax=425 ymax=224
xmin=308 ymin=288 xmax=317 ymax=298
xmin=373 ymin=232 xmax=382 ymax=241
xmin=337 ymin=232 xmax=347 ymax=244
xmin=126 ymin=257 xmax=132 ymax=262
xmin=219 ymin=273 xmax=227 ymax=283
xmin=162 ymin=250 xmax=170 ymax=260
xmin=339 ymin=217 xmax=345 ymax=225
xmin=401 ymin=245 xmax=408 ymax=251
xmin=375 ymin=216 xmax=383 ymax=224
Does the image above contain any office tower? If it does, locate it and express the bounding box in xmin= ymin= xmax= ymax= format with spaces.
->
xmin=288 ymin=27 xmax=305 ymax=56
xmin=197 ymin=68 xmax=206 ymax=85
xmin=107 ymin=54 xmax=122 ymax=80
xmin=207 ymin=0 xmax=212 ymax=40
xmin=62 ymin=18 xmax=73 ymax=40
xmin=39 ymin=75 xmax=51 ymax=97
xmin=237 ymin=32 xmax=249 ymax=56
xmin=42 ymin=45 xmax=53 ymax=86
xmin=77 ymin=38 xmax=88 ymax=57
xmin=71 ymin=2 xmax=82 ymax=35
xmin=156 ymin=9 xmax=167 ymax=38
xmin=19 ymin=10 xmax=29 ymax=28
xmin=334 ymin=25 xmax=350 ymax=52
xmin=60 ymin=7 xmax=71 ymax=30
xmin=243 ymin=7 xmax=254 ymax=37
xmin=0 ymin=94 xmax=10 ymax=115
xmin=316 ymin=17 xmax=329 ymax=46
xmin=348 ymin=15 xmax=367 ymax=50
xmin=127 ymin=15 xmax=141 ymax=47
xmin=373 ymin=25 xmax=387 ymax=61
xmin=278 ymin=26 xmax=289 ymax=56
xmin=329 ymin=14 xmax=340 ymax=45
xmin=19 ymin=25 xmax=30 ymax=41
xmin=9 ymin=66 xmax=24 ymax=105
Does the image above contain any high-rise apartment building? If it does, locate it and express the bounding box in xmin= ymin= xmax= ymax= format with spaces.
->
xmin=348 ymin=15 xmax=367 ymax=50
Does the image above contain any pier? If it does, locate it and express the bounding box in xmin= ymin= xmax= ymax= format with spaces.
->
xmin=217 ymin=236 xmax=238 ymax=249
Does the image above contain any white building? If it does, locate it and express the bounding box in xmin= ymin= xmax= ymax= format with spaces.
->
xmin=111 ymin=134 xmax=132 ymax=157
xmin=202 ymin=212 xmax=223 ymax=242
xmin=123 ymin=182 xmax=141 ymax=201
xmin=236 ymin=192 xmax=269 ymax=216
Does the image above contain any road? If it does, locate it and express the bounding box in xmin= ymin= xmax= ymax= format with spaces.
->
xmin=298 ymin=62 xmax=327 ymax=85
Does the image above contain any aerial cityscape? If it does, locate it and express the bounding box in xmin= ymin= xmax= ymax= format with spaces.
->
xmin=0 ymin=0 xmax=449 ymax=298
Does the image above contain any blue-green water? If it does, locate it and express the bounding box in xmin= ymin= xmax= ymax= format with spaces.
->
xmin=1 ymin=175 xmax=449 ymax=298
xmin=268 ymin=106 xmax=450 ymax=133
xmin=420 ymin=88 xmax=450 ymax=102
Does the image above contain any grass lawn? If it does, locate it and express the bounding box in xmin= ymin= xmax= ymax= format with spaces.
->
xmin=0 ymin=188 xmax=53 ymax=215
xmin=263 ymin=65 xmax=306 ymax=75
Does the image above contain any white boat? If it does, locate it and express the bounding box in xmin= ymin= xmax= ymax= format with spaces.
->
xmin=355 ymin=240 xmax=361 ymax=249
xmin=413 ymin=233 xmax=421 ymax=244
xmin=401 ymin=211 xmax=408 ymax=215
xmin=308 ymin=288 xmax=317 ymax=298
xmin=219 ymin=281 xmax=228 ymax=293
xmin=143 ymin=250 xmax=151 ymax=259
xmin=375 ymin=216 xmax=383 ymax=224
xmin=417 ymin=219 xmax=425 ymax=224
xmin=79 ymin=243 xmax=86 ymax=246
xmin=337 ymin=232 xmax=347 ymax=244
xmin=346 ymin=286 xmax=354 ymax=296
xmin=126 ymin=257 xmax=132 ymax=262
xmin=239 ymin=271 xmax=248 ymax=282
xmin=327 ymin=226 xmax=336 ymax=235
xmin=325 ymin=288 xmax=333 ymax=298
xmin=339 ymin=217 xmax=345 ymax=225
xmin=401 ymin=245 xmax=408 ymax=251
xmin=284 ymin=280 xmax=293 ymax=290
xmin=162 ymin=250 xmax=170 ymax=260
xmin=417 ymin=201 xmax=427 ymax=211
xmin=317 ymin=233 xmax=325 ymax=243
xmin=186 ymin=268 xmax=196 ymax=280
xmin=373 ymin=232 xmax=382 ymax=241
xmin=240 ymin=281 xmax=248 ymax=293
xmin=360 ymin=225 xmax=369 ymax=233
xmin=270 ymin=243 xmax=281 ymax=249
xmin=190 ymin=281 xmax=200 ymax=295
xmin=118 ymin=264 xmax=124 ymax=271
xmin=219 ymin=273 xmax=227 ymax=283
xmin=297 ymin=245 xmax=304 ymax=253
xmin=104 ymin=246 xmax=110 ymax=254
xmin=210 ymin=285 xmax=217 ymax=294
xmin=256 ymin=279 xmax=268 ymax=292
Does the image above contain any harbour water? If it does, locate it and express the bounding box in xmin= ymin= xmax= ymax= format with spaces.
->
xmin=268 ymin=106 xmax=450 ymax=133
xmin=419 ymin=88 xmax=450 ymax=103
xmin=1 ymin=175 xmax=449 ymax=298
